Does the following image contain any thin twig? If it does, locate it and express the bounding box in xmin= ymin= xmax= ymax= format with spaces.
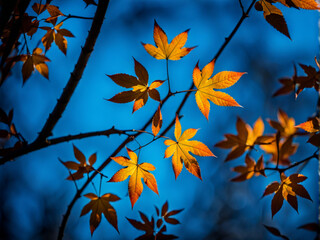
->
xmin=263 ymin=150 xmax=318 ymax=172
xmin=59 ymin=14 xmax=95 ymax=24
xmin=238 ymin=0 xmax=245 ymax=15
xmin=213 ymin=0 xmax=256 ymax=61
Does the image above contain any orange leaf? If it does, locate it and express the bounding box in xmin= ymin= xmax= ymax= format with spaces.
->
xmin=263 ymin=173 xmax=312 ymax=217
xmin=152 ymin=105 xmax=162 ymax=136
xmin=142 ymin=20 xmax=195 ymax=60
xmin=41 ymin=22 xmax=74 ymax=55
xmin=193 ymin=60 xmax=243 ymax=119
xmin=296 ymin=117 xmax=320 ymax=133
xmin=231 ymin=155 xmax=266 ymax=182
xmin=80 ymin=192 xmax=120 ymax=235
xmin=164 ymin=116 xmax=215 ymax=179
xmin=276 ymin=0 xmax=320 ymax=9
xmin=109 ymin=147 xmax=158 ymax=208
xmin=216 ymin=117 xmax=269 ymax=161
xmin=20 ymin=48 xmax=50 ymax=83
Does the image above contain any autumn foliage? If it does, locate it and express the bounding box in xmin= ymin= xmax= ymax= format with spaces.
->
xmin=0 ymin=0 xmax=319 ymax=239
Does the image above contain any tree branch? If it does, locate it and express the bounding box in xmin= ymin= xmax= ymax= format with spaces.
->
xmin=0 ymin=128 xmax=130 ymax=164
xmin=57 ymin=1 xmax=257 ymax=239
xmin=36 ymin=0 xmax=110 ymax=143
xmin=0 ymin=0 xmax=111 ymax=165
xmin=263 ymin=150 xmax=318 ymax=173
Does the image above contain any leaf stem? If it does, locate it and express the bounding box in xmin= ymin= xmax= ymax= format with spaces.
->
xmin=166 ymin=59 xmax=172 ymax=94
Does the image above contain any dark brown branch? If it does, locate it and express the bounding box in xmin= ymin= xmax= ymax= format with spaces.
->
xmin=263 ymin=150 xmax=318 ymax=173
xmin=57 ymin=2 xmax=257 ymax=239
xmin=0 ymin=128 xmax=129 ymax=164
xmin=0 ymin=0 xmax=110 ymax=165
xmin=36 ymin=0 xmax=110 ymax=142
xmin=213 ymin=0 xmax=256 ymax=61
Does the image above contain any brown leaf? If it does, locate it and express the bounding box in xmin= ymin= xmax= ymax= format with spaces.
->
xmin=264 ymin=225 xmax=289 ymax=240
xmin=152 ymin=105 xmax=162 ymax=136
xmin=107 ymin=59 xmax=164 ymax=112
xmin=259 ymin=0 xmax=291 ymax=39
xmin=81 ymin=193 xmax=120 ymax=235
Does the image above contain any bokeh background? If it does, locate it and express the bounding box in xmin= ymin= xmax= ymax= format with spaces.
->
xmin=0 ymin=0 xmax=319 ymax=239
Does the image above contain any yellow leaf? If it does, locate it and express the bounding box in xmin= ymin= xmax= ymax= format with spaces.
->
xmin=109 ymin=147 xmax=158 ymax=208
xmin=142 ymin=20 xmax=195 ymax=60
xmin=193 ymin=60 xmax=243 ymax=119
xmin=164 ymin=116 xmax=215 ymax=179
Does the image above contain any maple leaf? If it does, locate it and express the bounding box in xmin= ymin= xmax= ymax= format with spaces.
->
xmin=276 ymin=0 xmax=320 ymax=9
xmin=231 ymin=155 xmax=266 ymax=182
xmin=159 ymin=201 xmax=183 ymax=225
xmin=14 ymin=48 xmax=50 ymax=84
xmin=127 ymin=212 xmax=155 ymax=240
xmin=107 ymin=59 xmax=164 ymax=113
xmin=192 ymin=60 xmax=244 ymax=120
xmin=32 ymin=3 xmax=64 ymax=24
xmin=152 ymin=105 xmax=163 ymax=136
xmin=40 ymin=21 xmax=74 ymax=55
xmin=164 ymin=115 xmax=215 ymax=180
xmin=260 ymin=136 xmax=298 ymax=166
xmin=109 ymin=147 xmax=158 ymax=208
xmin=80 ymin=192 xmax=120 ymax=235
xmin=60 ymin=144 xmax=96 ymax=180
xmin=255 ymin=0 xmax=291 ymax=38
xmin=215 ymin=117 xmax=273 ymax=161
xmin=142 ymin=20 xmax=195 ymax=60
xmin=262 ymin=173 xmax=312 ymax=217
xmin=127 ymin=211 xmax=178 ymax=240
xmin=296 ymin=117 xmax=320 ymax=133
xmin=296 ymin=117 xmax=320 ymax=147
xmin=273 ymin=64 xmax=297 ymax=97
xmin=295 ymin=63 xmax=320 ymax=95
xmin=268 ymin=109 xmax=297 ymax=137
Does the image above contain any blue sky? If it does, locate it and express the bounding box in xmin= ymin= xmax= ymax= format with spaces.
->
xmin=0 ymin=0 xmax=319 ymax=239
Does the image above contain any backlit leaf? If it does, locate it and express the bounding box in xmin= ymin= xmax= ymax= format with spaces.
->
xmin=80 ymin=192 xmax=120 ymax=235
xmin=262 ymin=173 xmax=312 ymax=217
xmin=109 ymin=147 xmax=159 ymax=208
xmin=193 ymin=60 xmax=244 ymax=120
xmin=164 ymin=115 xmax=215 ymax=179
xmin=152 ymin=105 xmax=163 ymax=136
xmin=107 ymin=59 xmax=164 ymax=112
xmin=142 ymin=20 xmax=195 ymax=60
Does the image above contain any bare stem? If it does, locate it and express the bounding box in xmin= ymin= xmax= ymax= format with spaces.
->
xmin=166 ymin=59 xmax=172 ymax=94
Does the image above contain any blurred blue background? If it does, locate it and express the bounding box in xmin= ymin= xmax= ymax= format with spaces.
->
xmin=0 ymin=0 xmax=319 ymax=239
